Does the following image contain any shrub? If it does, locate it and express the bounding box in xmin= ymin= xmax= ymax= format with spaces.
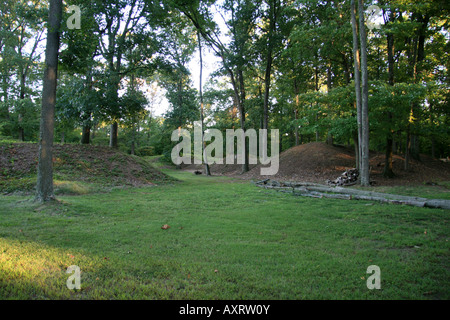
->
xmin=136 ymin=146 xmax=155 ymax=157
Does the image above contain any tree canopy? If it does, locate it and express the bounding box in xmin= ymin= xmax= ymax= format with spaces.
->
xmin=0 ymin=0 xmax=448 ymax=192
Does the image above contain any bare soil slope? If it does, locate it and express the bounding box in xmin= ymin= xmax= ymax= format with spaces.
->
xmin=184 ymin=142 xmax=450 ymax=186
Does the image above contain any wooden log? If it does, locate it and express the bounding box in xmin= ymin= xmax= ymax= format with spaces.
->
xmin=424 ymin=199 xmax=450 ymax=210
xmin=254 ymin=179 xmax=450 ymax=209
xmin=299 ymin=185 xmax=429 ymax=202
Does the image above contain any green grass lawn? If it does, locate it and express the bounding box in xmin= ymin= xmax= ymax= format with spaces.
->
xmin=0 ymin=168 xmax=449 ymax=299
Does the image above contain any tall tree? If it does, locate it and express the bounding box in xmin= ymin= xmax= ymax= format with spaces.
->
xmin=59 ymin=0 xmax=102 ymax=145
xmin=198 ymin=31 xmax=211 ymax=175
xmin=174 ymin=0 xmax=258 ymax=173
xmin=35 ymin=0 xmax=63 ymax=202
xmin=382 ymin=3 xmax=396 ymax=178
xmin=351 ymin=0 xmax=370 ymax=186
xmin=0 ymin=0 xmax=46 ymax=140
xmin=351 ymin=0 xmax=362 ymax=170
xmin=93 ymin=0 xmax=147 ymax=148
xmin=261 ymin=0 xmax=282 ymax=130
xmin=358 ymin=0 xmax=370 ymax=186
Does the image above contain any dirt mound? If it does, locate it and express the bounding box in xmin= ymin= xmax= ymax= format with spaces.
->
xmin=368 ymin=152 xmax=450 ymax=186
xmin=241 ymin=142 xmax=357 ymax=182
xmin=0 ymin=143 xmax=174 ymax=192
xmin=184 ymin=142 xmax=450 ymax=186
xmin=247 ymin=142 xmax=450 ymax=186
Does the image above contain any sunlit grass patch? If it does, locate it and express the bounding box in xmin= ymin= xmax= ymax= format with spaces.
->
xmin=54 ymin=181 xmax=91 ymax=195
xmin=0 ymin=238 xmax=105 ymax=299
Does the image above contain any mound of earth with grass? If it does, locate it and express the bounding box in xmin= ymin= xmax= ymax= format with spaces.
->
xmin=0 ymin=142 xmax=174 ymax=194
xmin=183 ymin=142 xmax=450 ymax=186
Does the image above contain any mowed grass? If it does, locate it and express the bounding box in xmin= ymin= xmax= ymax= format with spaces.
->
xmin=0 ymin=168 xmax=449 ymax=300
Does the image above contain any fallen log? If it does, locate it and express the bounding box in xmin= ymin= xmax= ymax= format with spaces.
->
xmin=298 ymin=185 xmax=429 ymax=202
xmin=254 ymin=179 xmax=450 ymax=210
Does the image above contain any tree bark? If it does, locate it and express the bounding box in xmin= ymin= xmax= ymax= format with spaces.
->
xmin=81 ymin=125 xmax=91 ymax=144
xmin=314 ymin=65 xmax=320 ymax=142
xmin=410 ymin=14 xmax=430 ymax=161
xmin=326 ymin=62 xmax=333 ymax=145
xmin=263 ymin=53 xmax=272 ymax=131
xmin=35 ymin=0 xmax=62 ymax=203
xmin=238 ymin=69 xmax=249 ymax=174
xmin=353 ymin=134 xmax=359 ymax=170
xmin=198 ymin=31 xmax=211 ymax=176
xmin=263 ymin=0 xmax=276 ymax=131
xmin=294 ymin=79 xmax=300 ymax=146
xmin=351 ymin=0 xmax=362 ymax=172
xmin=384 ymin=14 xmax=395 ymax=178
xmin=110 ymin=122 xmax=118 ymax=148
xmin=130 ymin=127 xmax=135 ymax=155
xmin=18 ymin=73 xmax=25 ymax=141
xmin=358 ymin=0 xmax=370 ymax=186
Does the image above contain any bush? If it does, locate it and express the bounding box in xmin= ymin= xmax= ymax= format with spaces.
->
xmin=136 ymin=146 xmax=155 ymax=157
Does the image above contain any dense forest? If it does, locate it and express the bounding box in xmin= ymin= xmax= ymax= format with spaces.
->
xmin=1 ymin=0 xmax=449 ymax=190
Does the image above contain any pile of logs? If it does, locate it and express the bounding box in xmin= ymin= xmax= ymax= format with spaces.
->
xmin=253 ymin=179 xmax=450 ymax=210
xmin=327 ymin=168 xmax=359 ymax=186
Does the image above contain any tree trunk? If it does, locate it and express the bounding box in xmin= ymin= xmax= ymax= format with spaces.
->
xmin=294 ymin=109 xmax=299 ymax=146
xmin=81 ymin=125 xmax=90 ymax=144
xmin=198 ymin=31 xmax=210 ymax=176
xmin=384 ymin=20 xmax=395 ymax=178
xmin=18 ymin=73 xmax=25 ymax=141
xmin=18 ymin=124 xmax=25 ymax=141
xmin=410 ymin=14 xmax=429 ymax=162
xmin=110 ymin=122 xmax=118 ymax=148
xmin=353 ymin=134 xmax=359 ymax=170
xmin=314 ymin=65 xmax=320 ymax=142
xmin=351 ymin=0 xmax=363 ymax=172
xmin=326 ymin=62 xmax=333 ymax=145
xmin=358 ymin=0 xmax=370 ymax=186
xmin=262 ymin=0 xmax=278 ymax=131
xmin=238 ymin=69 xmax=249 ymax=174
xmin=407 ymin=14 xmax=429 ymax=164
xmin=35 ymin=0 xmax=62 ymax=203
xmin=130 ymin=135 xmax=135 ymax=155
xmin=263 ymin=52 xmax=272 ymax=131
xmin=294 ymin=79 xmax=300 ymax=146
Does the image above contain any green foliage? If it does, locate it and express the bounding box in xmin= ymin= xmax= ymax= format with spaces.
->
xmin=0 ymin=98 xmax=40 ymax=140
xmin=135 ymin=146 xmax=155 ymax=157
xmin=1 ymin=0 xmax=449 ymax=159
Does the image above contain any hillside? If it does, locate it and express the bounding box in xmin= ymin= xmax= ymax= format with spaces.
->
xmin=183 ymin=142 xmax=450 ymax=186
xmin=0 ymin=142 xmax=174 ymax=194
